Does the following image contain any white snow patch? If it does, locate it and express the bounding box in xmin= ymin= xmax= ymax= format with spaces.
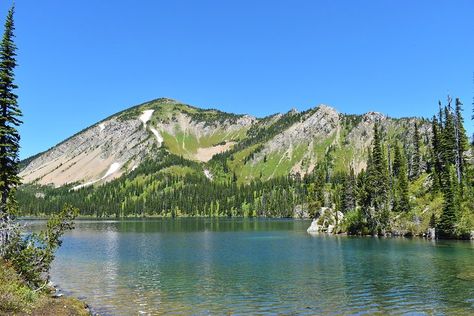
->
xmin=99 ymin=123 xmax=105 ymax=132
xmin=71 ymin=162 xmax=121 ymax=191
xmin=150 ymin=127 xmax=163 ymax=146
xmin=71 ymin=179 xmax=99 ymax=191
xmin=139 ymin=110 xmax=154 ymax=127
xmin=204 ymin=169 xmax=213 ymax=180
xmin=102 ymin=162 xmax=121 ymax=179
xmin=131 ymin=165 xmax=138 ymax=172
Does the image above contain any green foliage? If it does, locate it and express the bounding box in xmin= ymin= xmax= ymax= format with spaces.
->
xmin=339 ymin=167 xmax=356 ymax=213
xmin=437 ymin=167 xmax=457 ymax=238
xmin=0 ymin=259 xmax=38 ymax=313
xmin=411 ymin=122 xmax=421 ymax=179
xmin=307 ymin=166 xmax=325 ymax=218
xmin=3 ymin=204 xmax=78 ymax=289
xmin=341 ymin=209 xmax=366 ymax=235
xmin=393 ymin=142 xmax=410 ymax=212
xmin=18 ymin=150 xmax=307 ymax=218
xmin=0 ymin=6 xmax=21 ymax=219
xmin=0 ymin=260 xmax=89 ymax=315
xmin=363 ymin=122 xmax=390 ymax=233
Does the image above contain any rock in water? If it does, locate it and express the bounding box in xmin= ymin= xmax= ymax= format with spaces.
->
xmin=307 ymin=207 xmax=344 ymax=234
xmin=307 ymin=219 xmax=320 ymax=233
xmin=427 ymin=228 xmax=436 ymax=240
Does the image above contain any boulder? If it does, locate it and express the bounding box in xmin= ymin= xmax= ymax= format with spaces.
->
xmin=427 ymin=228 xmax=436 ymax=240
xmin=307 ymin=219 xmax=320 ymax=233
xmin=307 ymin=207 xmax=344 ymax=234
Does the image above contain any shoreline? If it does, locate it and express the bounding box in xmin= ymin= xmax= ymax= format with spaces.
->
xmin=21 ymin=215 xmax=474 ymax=241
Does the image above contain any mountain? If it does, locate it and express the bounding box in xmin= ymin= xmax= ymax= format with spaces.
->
xmin=17 ymin=97 xmax=437 ymax=219
xmin=19 ymin=97 xmax=428 ymax=189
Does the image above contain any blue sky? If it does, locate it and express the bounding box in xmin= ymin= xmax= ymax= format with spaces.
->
xmin=2 ymin=1 xmax=473 ymax=159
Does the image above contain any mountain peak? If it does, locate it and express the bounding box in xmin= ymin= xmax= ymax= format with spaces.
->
xmin=317 ymin=104 xmax=339 ymax=115
xmin=363 ymin=111 xmax=386 ymax=122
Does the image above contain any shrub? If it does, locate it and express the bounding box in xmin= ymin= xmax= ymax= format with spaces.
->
xmin=341 ymin=209 xmax=365 ymax=235
xmin=0 ymin=260 xmax=38 ymax=313
xmin=3 ymin=204 xmax=78 ymax=290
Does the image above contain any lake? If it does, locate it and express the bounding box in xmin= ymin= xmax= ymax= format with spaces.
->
xmin=29 ymin=218 xmax=474 ymax=315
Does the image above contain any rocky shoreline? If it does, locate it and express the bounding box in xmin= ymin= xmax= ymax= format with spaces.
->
xmin=306 ymin=207 xmax=474 ymax=240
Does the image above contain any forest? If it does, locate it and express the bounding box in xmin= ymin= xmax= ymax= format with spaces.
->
xmin=17 ymin=96 xmax=474 ymax=239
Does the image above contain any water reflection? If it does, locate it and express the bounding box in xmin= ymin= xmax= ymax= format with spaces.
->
xmin=25 ymin=219 xmax=474 ymax=315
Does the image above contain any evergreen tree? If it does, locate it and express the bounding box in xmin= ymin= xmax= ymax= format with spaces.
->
xmin=340 ymin=167 xmax=356 ymax=213
xmin=307 ymin=166 xmax=325 ymax=218
xmin=453 ymin=98 xmax=468 ymax=183
xmin=393 ymin=142 xmax=410 ymax=212
xmin=429 ymin=213 xmax=436 ymax=229
xmin=0 ymin=6 xmax=21 ymax=223
xmin=441 ymin=101 xmax=456 ymax=168
xmin=411 ymin=122 xmax=421 ymax=179
xmin=437 ymin=167 xmax=457 ymax=238
xmin=366 ymin=122 xmax=390 ymax=233
xmin=430 ymin=115 xmax=442 ymax=192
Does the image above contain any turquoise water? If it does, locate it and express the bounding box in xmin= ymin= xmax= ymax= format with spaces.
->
xmin=31 ymin=219 xmax=474 ymax=315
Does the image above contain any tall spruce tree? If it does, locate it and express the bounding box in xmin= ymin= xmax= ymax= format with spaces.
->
xmin=411 ymin=122 xmax=421 ymax=179
xmin=430 ymin=115 xmax=442 ymax=192
xmin=365 ymin=122 xmax=390 ymax=233
xmin=340 ymin=167 xmax=356 ymax=213
xmin=393 ymin=142 xmax=410 ymax=212
xmin=442 ymin=101 xmax=457 ymax=168
xmin=453 ymin=98 xmax=468 ymax=184
xmin=0 ymin=5 xmax=21 ymax=223
xmin=437 ymin=166 xmax=457 ymax=238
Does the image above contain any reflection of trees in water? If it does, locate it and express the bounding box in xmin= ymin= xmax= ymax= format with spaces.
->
xmin=431 ymin=240 xmax=474 ymax=313
xmin=338 ymin=237 xmax=474 ymax=314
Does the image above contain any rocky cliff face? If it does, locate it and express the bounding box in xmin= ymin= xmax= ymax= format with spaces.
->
xmin=20 ymin=98 xmax=429 ymax=188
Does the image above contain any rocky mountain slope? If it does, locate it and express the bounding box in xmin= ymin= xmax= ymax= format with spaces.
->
xmin=19 ymin=98 xmax=429 ymax=189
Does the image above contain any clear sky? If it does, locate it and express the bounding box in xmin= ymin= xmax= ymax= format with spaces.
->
xmin=2 ymin=1 xmax=473 ymax=159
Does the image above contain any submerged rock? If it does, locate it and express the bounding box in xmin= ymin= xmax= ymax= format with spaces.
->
xmin=457 ymin=271 xmax=474 ymax=281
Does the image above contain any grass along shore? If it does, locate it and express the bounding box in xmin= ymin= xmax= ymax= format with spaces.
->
xmin=0 ymin=260 xmax=90 ymax=316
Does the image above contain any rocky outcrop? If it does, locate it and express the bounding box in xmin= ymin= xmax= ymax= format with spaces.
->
xmin=259 ymin=105 xmax=340 ymax=158
xmin=19 ymin=117 xmax=152 ymax=187
xmin=427 ymin=228 xmax=436 ymax=240
xmin=307 ymin=207 xmax=344 ymax=234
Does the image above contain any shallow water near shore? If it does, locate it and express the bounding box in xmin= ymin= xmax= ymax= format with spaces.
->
xmin=26 ymin=218 xmax=474 ymax=315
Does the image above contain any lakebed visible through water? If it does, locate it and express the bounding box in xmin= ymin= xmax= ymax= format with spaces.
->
xmin=26 ymin=218 xmax=474 ymax=315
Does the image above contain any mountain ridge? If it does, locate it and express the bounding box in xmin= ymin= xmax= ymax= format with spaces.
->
xmin=19 ymin=97 xmax=430 ymax=189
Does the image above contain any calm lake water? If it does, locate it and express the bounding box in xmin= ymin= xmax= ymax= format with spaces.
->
xmin=28 ymin=219 xmax=474 ymax=315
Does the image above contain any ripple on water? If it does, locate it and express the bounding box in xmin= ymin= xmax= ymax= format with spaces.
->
xmin=45 ymin=219 xmax=474 ymax=315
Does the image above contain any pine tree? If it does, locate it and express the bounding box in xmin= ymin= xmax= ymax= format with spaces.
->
xmin=307 ymin=166 xmax=325 ymax=218
xmin=453 ymin=98 xmax=468 ymax=184
xmin=0 ymin=6 xmax=21 ymax=223
xmin=429 ymin=213 xmax=436 ymax=229
xmin=411 ymin=122 xmax=421 ymax=179
xmin=340 ymin=167 xmax=356 ymax=213
xmin=437 ymin=166 xmax=457 ymax=238
xmin=392 ymin=142 xmax=402 ymax=177
xmin=397 ymin=152 xmax=410 ymax=213
xmin=393 ymin=142 xmax=410 ymax=212
xmin=441 ymin=101 xmax=456 ymax=168
xmin=430 ymin=115 xmax=442 ymax=192
xmin=365 ymin=122 xmax=390 ymax=233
